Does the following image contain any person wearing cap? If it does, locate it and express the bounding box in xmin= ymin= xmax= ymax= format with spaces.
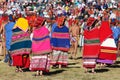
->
xmin=50 ymin=15 xmax=70 ymax=69
xmin=9 ymin=17 xmax=32 ymax=72
xmin=29 ymin=16 xmax=52 ymax=76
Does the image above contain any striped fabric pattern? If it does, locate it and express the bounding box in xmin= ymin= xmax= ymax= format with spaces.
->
xmin=84 ymin=38 xmax=100 ymax=45
xmin=99 ymin=38 xmax=117 ymax=60
xmin=10 ymin=28 xmax=31 ymax=55
xmin=32 ymin=36 xmax=49 ymax=41
xmin=50 ymin=50 xmax=68 ymax=66
xmin=32 ymin=26 xmax=52 ymax=55
xmin=97 ymin=21 xmax=117 ymax=64
xmin=30 ymin=55 xmax=50 ymax=72
xmin=83 ymin=27 xmax=100 ymax=68
xmin=52 ymin=32 xmax=70 ymax=39
xmin=51 ymin=26 xmax=70 ymax=52
xmin=83 ymin=27 xmax=100 ymax=58
xmin=83 ymin=59 xmax=96 ymax=68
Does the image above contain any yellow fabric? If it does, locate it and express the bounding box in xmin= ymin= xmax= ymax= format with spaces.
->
xmin=65 ymin=6 xmax=69 ymax=12
xmin=101 ymin=49 xmax=117 ymax=53
xmin=14 ymin=18 xmax=29 ymax=32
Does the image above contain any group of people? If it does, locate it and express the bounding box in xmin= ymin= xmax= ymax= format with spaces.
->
xmin=0 ymin=0 xmax=120 ymax=76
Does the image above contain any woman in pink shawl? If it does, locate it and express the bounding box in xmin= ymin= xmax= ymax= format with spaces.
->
xmin=29 ymin=16 xmax=52 ymax=76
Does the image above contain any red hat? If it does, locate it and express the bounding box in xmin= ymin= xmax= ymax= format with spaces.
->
xmin=2 ymin=14 xmax=8 ymax=21
xmin=86 ymin=17 xmax=96 ymax=27
xmin=74 ymin=19 xmax=79 ymax=24
xmin=27 ymin=15 xmax=36 ymax=27
xmin=34 ymin=16 xmax=45 ymax=27
xmin=56 ymin=16 xmax=65 ymax=27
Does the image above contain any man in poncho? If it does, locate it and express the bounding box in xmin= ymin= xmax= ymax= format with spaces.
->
xmin=97 ymin=20 xmax=117 ymax=67
xmin=29 ymin=16 xmax=52 ymax=76
xmin=10 ymin=17 xmax=31 ymax=72
xmin=83 ymin=17 xmax=100 ymax=73
xmin=50 ymin=15 xmax=70 ymax=68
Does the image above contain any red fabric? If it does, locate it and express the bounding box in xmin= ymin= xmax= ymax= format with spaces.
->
xmin=99 ymin=52 xmax=117 ymax=60
xmin=22 ymin=55 xmax=30 ymax=68
xmin=68 ymin=19 xmax=73 ymax=27
xmin=2 ymin=16 xmax=8 ymax=21
xmin=26 ymin=15 xmax=37 ymax=27
xmin=100 ymin=46 xmax=117 ymax=50
xmin=83 ymin=45 xmax=100 ymax=58
xmin=99 ymin=46 xmax=117 ymax=60
xmin=86 ymin=17 xmax=95 ymax=26
xmin=99 ymin=21 xmax=112 ymax=43
xmin=83 ymin=27 xmax=100 ymax=58
xmin=0 ymin=19 xmax=2 ymax=27
xmin=34 ymin=16 xmax=45 ymax=27
xmin=99 ymin=21 xmax=117 ymax=60
xmin=12 ymin=55 xmax=30 ymax=68
xmin=52 ymin=47 xmax=69 ymax=52
xmin=83 ymin=64 xmax=96 ymax=69
xmin=12 ymin=55 xmax=22 ymax=66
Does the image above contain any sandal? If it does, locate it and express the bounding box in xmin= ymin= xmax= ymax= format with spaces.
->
xmin=15 ymin=69 xmax=19 ymax=73
xmin=19 ymin=69 xmax=23 ymax=72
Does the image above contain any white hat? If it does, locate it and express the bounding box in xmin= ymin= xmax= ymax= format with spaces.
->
xmin=0 ymin=10 xmax=3 ymax=15
xmin=90 ymin=14 xmax=95 ymax=18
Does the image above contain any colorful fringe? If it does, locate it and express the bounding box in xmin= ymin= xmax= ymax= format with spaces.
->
xmin=50 ymin=50 xmax=68 ymax=66
xmin=29 ymin=55 xmax=50 ymax=72
xmin=83 ymin=27 xmax=100 ymax=68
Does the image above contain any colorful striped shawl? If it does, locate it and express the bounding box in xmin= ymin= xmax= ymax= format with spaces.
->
xmin=10 ymin=28 xmax=31 ymax=55
xmin=83 ymin=27 xmax=100 ymax=59
xmin=32 ymin=26 xmax=52 ymax=55
xmin=99 ymin=21 xmax=117 ymax=60
xmin=51 ymin=26 xmax=70 ymax=52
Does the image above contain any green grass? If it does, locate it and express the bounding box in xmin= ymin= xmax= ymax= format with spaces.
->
xmin=0 ymin=49 xmax=120 ymax=80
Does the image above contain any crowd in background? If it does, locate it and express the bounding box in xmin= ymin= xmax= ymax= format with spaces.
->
xmin=0 ymin=0 xmax=120 ymax=76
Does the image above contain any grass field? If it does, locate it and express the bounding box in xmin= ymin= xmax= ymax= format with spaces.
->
xmin=0 ymin=48 xmax=120 ymax=80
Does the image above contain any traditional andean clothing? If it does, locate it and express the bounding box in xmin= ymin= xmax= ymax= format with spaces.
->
xmin=30 ymin=17 xmax=52 ymax=72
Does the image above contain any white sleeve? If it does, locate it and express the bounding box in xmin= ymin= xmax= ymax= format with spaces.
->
xmin=30 ymin=33 xmax=33 ymax=41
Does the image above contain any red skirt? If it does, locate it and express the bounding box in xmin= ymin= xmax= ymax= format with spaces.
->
xmin=12 ymin=54 xmax=30 ymax=68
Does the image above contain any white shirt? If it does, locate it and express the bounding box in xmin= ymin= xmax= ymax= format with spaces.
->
xmin=110 ymin=13 xmax=116 ymax=19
